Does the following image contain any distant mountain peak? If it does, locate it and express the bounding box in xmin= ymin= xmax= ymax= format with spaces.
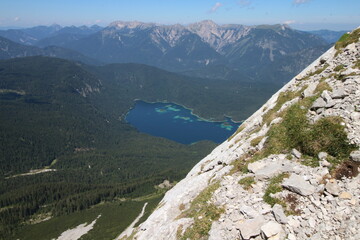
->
xmin=254 ymin=23 xmax=291 ymax=31
xmin=109 ymin=21 xmax=156 ymax=29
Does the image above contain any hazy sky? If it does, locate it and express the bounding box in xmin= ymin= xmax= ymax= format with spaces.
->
xmin=1 ymin=0 xmax=359 ymax=30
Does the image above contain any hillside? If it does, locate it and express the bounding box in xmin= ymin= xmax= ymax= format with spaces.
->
xmin=0 ymin=36 xmax=100 ymax=65
xmin=128 ymin=28 xmax=360 ymax=240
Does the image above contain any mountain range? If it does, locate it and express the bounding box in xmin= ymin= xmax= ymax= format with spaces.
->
xmin=0 ymin=21 xmax=337 ymax=83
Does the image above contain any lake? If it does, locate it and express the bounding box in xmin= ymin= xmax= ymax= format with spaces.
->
xmin=125 ymin=100 xmax=241 ymax=144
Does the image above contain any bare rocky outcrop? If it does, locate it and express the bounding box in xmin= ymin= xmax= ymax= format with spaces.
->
xmin=127 ymin=27 xmax=360 ymax=240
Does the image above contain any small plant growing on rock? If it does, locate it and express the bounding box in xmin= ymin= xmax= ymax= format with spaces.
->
xmin=333 ymin=160 xmax=360 ymax=179
xmin=263 ymin=173 xmax=289 ymax=207
xmin=334 ymin=64 xmax=345 ymax=72
xmin=262 ymin=90 xmax=302 ymax=125
xmin=250 ymin=136 xmax=264 ymax=147
xmin=238 ymin=176 xmax=255 ymax=190
xmin=179 ymin=203 xmax=185 ymax=211
xmin=178 ymin=182 xmax=224 ymax=240
xmin=314 ymin=81 xmax=332 ymax=94
xmin=354 ymin=60 xmax=360 ymax=69
xmin=284 ymin=193 xmax=302 ymax=215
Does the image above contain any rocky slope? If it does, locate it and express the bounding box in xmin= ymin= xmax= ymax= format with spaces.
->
xmin=121 ymin=27 xmax=360 ymax=240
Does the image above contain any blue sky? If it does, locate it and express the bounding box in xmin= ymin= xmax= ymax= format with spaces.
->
xmin=1 ymin=0 xmax=359 ymax=30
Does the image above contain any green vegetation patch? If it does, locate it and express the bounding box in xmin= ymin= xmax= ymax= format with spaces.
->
xmin=262 ymin=102 xmax=356 ymax=165
xmin=335 ymin=29 xmax=360 ymax=50
xmin=300 ymin=64 xmax=329 ymax=81
xmin=263 ymin=173 xmax=289 ymax=207
xmin=238 ymin=176 xmax=256 ymax=190
xmin=314 ymin=81 xmax=332 ymax=94
xmin=354 ymin=60 xmax=360 ymax=69
xmin=334 ymin=64 xmax=345 ymax=72
xmin=262 ymin=90 xmax=302 ymax=126
xmin=250 ymin=136 xmax=265 ymax=147
xmin=229 ymin=154 xmax=252 ymax=175
xmin=178 ymin=182 xmax=224 ymax=240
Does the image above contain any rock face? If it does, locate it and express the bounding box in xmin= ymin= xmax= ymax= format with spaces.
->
xmin=282 ymin=174 xmax=316 ymax=196
xmin=125 ymin=27 xmax=360 ymax=240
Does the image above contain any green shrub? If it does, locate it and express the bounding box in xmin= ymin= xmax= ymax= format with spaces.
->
xmin=303 ymin=117 xmax=355 ymax=158
xmin=262 ymin=103 xmax=355 ymax=166
xmin=238 ymin=176 xmax=255 ymax=190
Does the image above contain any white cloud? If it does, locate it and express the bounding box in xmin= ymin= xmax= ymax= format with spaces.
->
xmin=210 ymin=2 xmax=223 ymax=13
xmin=95 ymin=19 xmax=102 ymax=24
xmin=293 ymin=0 xmax=311 ymax=5
xmin=283 ymin=20 xmax=296 ymax=25
xmin=238 ymin=0 xmax=252 ymax=8
xmin=14 ymin=17 xmax=20 ymax=22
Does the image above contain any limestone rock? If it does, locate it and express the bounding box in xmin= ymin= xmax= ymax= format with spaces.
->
xmin=236 ymin=216 xmax=266 ymax=240
xmin=320 ymin=160 xmax=331 ymax=167
xmin=302 ymin=82 xmax=317 ymax=98
xmin=311 ymin=97 xmax=327 ymax=110
xmin=350 ymin=150 xmax=360 ymax=162
xmin=240 ymin=205 xmax=260 ymax=219
xmin=321 ymin=90 xmax=332 ymax=103
xmin=248 ymin=161 xmax=267 ymax=173
xmin=272 ymin=204 xmax=288 ymax=224
xmin=339 ymin=192 xmax=352 ymax=200
xmin=255 ymin=163 xmax=284 ymax=180
xmin=331 ymin=88 xmax=348 ymax=99
xmin=260 ymin=221 xmax=283 ymax=240
xmin=291 ymin=149 xmax=302 ymax=159
xmin=282 ymin=174 xmax=316 ymax=196
xmin=325 ymin=180 xmax=340 ymax=196
xmin=318 ymin=152 xmax=328 ymax=160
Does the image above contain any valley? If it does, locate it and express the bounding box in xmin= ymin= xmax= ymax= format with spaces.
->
xmin=0 ymin=19 xmax=350 ymax=240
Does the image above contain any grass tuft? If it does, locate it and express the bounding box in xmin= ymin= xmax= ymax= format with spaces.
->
xmin=250 ymin=136 xmax=264 ymax=147
xmin=178 ymin=182 xmax=223 ymax=240
xmin=354 ymin=60 xmax=360 ymax=69
xmin=334 ymin=64 xmax=345 ymax=72
xmin=238 ymin=176 xmax=255 ymax=190
xmin=262 ymin=90 xmax=302 ymax=126
xmin=314 ymin=81 xmax=332 ymax=94
xmin=263 ymin=173 xmax=289 ymax=207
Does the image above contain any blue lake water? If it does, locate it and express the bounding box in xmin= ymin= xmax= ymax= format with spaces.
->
xmin=125 ymin=100 xmax=241 ymax=144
